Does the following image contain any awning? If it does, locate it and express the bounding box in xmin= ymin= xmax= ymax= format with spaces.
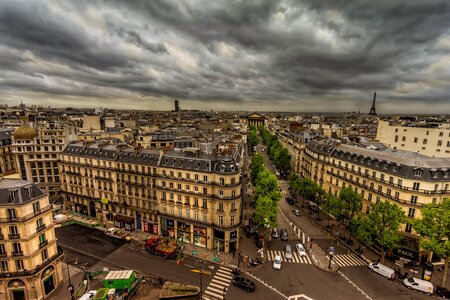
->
xmin=114 ymin=215 xmax=134 ymax=224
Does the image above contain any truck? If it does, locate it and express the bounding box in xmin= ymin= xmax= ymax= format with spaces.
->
xmin=145 ymin=237 xmax=177 ymax=259
xmin=105 ymin=227 xmax=131 ymax=241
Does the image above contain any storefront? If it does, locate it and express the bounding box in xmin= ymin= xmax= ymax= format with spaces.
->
xmin=193 ymin=226 xmax=207 ymax=248
xmin=213 ymin=229 xmax=225 ymax=252
xmin=229 ymin=230 xmax=238 ymax=253
xmin=161 ymin=218 xmax=175 ymax=238
xmin=177 ymin=221 xmax=191 ymax=243
xmin=114 ymin=214 xmax=135 ymax=231
xmin=143 ymin=220 xmax=159 ymax=234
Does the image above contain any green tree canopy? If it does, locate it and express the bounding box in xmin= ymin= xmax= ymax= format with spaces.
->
xmin=414 ymin=198 xmax=450 ymax=287
xmin=250 ymin=153 xmax=264 ymax=184
xmin=254 ymin=169 xmax=282 ymax=204
xmin=248 ymin=126 xmax=259 ymax=150
xmin=338 ymin=187 xmax=362 ymax=222
xmin=253 ymin=195 xmax=278 ymax=229
xmin=356 ymin=201 xmax=405 ymax=263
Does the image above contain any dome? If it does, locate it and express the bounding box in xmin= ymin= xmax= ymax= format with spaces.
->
xmin=13 ymin=125 xmax=38 ymax=140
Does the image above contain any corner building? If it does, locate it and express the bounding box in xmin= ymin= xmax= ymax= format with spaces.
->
xmin=59 ymin=142 xmax=243 ymax=253
xmin=0 ymin=179 xmax=63 ymax=300
xmin=301 ymin=140 xmax=450 ymax=263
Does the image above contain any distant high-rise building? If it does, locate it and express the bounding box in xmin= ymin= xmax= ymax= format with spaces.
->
xmin=174 ymin=100 xmax=180 ymax=112
xmin=369 ymin=92 xmax=377 ymax=115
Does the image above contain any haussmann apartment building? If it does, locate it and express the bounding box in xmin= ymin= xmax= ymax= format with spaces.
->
xmin=59 ymin=141 xmax=243 ymax=254
xmin=300 ymin=140 xmax=450 ymax=263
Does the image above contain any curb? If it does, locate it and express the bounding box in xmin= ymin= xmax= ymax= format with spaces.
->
xmin=299 ymin=206 xmax=373 ymax=264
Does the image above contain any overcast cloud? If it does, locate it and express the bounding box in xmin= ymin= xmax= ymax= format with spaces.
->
xmin=0 ymin=0 xmax=449 ymax=113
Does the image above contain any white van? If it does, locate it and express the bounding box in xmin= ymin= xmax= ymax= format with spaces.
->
xmin=403 ymin=277 xmax=434 ymax=295
xmin=367 ymin=262 xmax=395 ymax=280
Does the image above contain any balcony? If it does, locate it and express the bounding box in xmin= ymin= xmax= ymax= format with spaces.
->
xmin=0 ymin=249 xmax=64 ymax=278
xmin=36 ymin=224 xmax=47 ymax=233
xmin=0 ymin=252 xmax=7 ymax=258
xmin=12 ymin=251 xmax=23 ymax=257
xmin=0 ymin=234 xmax=3 ymax=240
xmin=39 ymin=240 xmax=48 ymax=249
xmin=8 ymin=233 xmax=20 ymax=240
xmin=0 ymin=205 xmax=52 ymax=223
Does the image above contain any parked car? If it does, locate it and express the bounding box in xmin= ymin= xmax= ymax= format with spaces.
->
xmin=295 ymin=243 xmax=307 ymax=257
xmin=435 ymin=286 xmax=450 ymax=298
xmin=79 ymin=290 xmax=97 ymax=300
xmin=286 ymin=198 xmax=295 ymax=205
xmin=271 ymin=228 xmax=279 ymax=239
xmin=292 ymin=209 xmax=301 ymax=216
xmin=249 ymin=258 xmax=262 ymax=267
xmin=273 ymin=255 xmax=282 ymax=270
xmin=403 ymin=277 xmax=434 ymax=295
xmin=284 ymin=245 xmax=292 ymax=261
xmin=232 ymin=276 xmax=255 ymax=292
xmin=280 ymin=229 xmax=288 ymax=241
xmin=368 ymin=262 xmax=395 ymax=280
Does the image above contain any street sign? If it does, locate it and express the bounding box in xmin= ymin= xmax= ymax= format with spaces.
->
xmin=329 ymin=246 xmax=335 ymax=255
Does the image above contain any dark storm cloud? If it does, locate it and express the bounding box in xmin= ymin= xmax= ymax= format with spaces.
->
xmin=0 ymin=0 xmax=449 ymax=112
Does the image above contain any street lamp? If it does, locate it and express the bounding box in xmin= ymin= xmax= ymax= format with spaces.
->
xmin=66 ymin=262 xmax=74 ymax=300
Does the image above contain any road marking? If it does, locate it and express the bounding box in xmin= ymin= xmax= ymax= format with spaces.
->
xmin=203 ymin=266 xmax=232 ymax=299
xmin=245 ymin=272 xmax=289 ymax=300
xmin=338 ymin=270 xmax=373 ymax=300
xmin=331 ymin=254 xmax=367 ymax=267
xmin=288 ymin=294 xmax=315 ymax=300
xmin=266 ymin=250 xmax=312 ymax=264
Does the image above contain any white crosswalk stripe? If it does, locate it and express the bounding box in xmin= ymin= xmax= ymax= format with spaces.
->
xmin=203 ymin=266 xmax=233 ymax=300
xmin=332 ymin=254 xmax=367 ymax=267
xmin=266 ymin=250 xmax=312 ymax=264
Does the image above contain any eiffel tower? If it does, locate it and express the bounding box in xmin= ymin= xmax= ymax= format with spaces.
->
xmin=369 ymin=92 xmax=377 ymax=115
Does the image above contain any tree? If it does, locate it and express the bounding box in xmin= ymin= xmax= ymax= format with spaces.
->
xmin=414 ymin=198 xmax=450 ymax=287
xmin=322 ymin=194 xmax=342 ymax=227
xmin=337 ymin=187 xmax=362 ymax=224
xmin=253 ymin=195 xmax=278 ymax=230
xmin=248 ymin=126 xmax=259 ymax=150
xmin=250 ymin=153 xmax=264 ymax=185
xmin=356 ymin=201 xmax=405 ymax=264
xmin=299 ymin=178 xmax=323 ymax=207
xmin=254 ymin=170 xmax=281 ymax=204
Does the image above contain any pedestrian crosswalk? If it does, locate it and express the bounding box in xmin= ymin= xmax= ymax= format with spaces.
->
xmin=266 ymin=250 xmax=312 ymax=264
xmin=203 ymin=266 xmax=233 ymax=300
xmin=331 ymin=254 xmax=367 ymax=267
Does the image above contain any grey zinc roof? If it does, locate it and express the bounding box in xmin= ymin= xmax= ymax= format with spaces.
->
xmin=337 ymin=144 xmax=450 ymax=169
xmin=0 ymin=179 xmax=45 ymax=205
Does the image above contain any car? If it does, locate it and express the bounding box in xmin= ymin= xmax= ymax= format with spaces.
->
xmin=295 ymin=243 xmax=307 ymax=257
xmin=79 ymin=290 xmax=97 ymax=300
xmin=232 ymin=276 xmax=255 ymax=292
xmin=271 ymin=228 xmax=279 ymax=239
xmin=280 ymin=229 xmax=288 ymax=241
xmin=273 ymin=255 xmax=282 ymax=270
xmin=286 ymin=198 xmax=294 ymax=205
xmin=284 ymin=245 xmax=292 ymax=260
xmin=292 ymin=209 xmax=301 ymax=216
xmin=436 ymin=286 xmax=450 ymax=298
xmin=403 ymin=277 xmax=434 ymax=295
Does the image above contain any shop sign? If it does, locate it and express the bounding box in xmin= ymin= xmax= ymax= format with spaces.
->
xmin=100 ymin=198 xmax=108 ymax=204
xmin=394 ymin=247 xmax=419 ymax=261
xmin=167 ymin=219 xmax=174 ymax=227
xmin=230 ymin=231 xmax=237 ymax=239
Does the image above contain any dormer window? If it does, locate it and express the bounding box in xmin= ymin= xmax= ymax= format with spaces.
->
xmin=231 ymin=165 xmax=235 ymax=172
xmin=220 ymin=165 xmax=225 ymax=172
xmin=8 ymin=190 xmax=18 ymax=203
xmin=414 ymin=170 xmax=423 ymax=176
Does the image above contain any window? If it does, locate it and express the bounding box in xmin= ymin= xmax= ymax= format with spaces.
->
xmin=177 ymin=183 xmax=181 ymax=190
xmin=162 ymin=205 xmax=167 ymax=213
xmin=231 ymin=216 xmax=235 ymax=225
xmin=185 ymin=196 xmax=190 ymax=205
xmin=423 ymin=139 xmax=427 ymax=144
xmin=202 ymin=213 xmax=207 ymax=222
xmin=414 ymin=137 xmax=418 ymax=143
xmin=386 ymin=189 xmax=391 ymax=196
xmin=365 ymin=206 xmax=371 ymax=214
xmin=368 ymin=193 xmax=372 ymax=202
xmin=389 ymin=176 xmax=394 ymax=184
xmin=169 ymin=206 xmax=174 ymax=215
xmin=194 ymin=211 xmax=199 ymax=221
xmin=194 ymin=198 xmax=199 ymax=207
xmin=203 ymin=187 xmax=208 ymax=195
xmin=410 ymin=195 xmax=417 ymax=204
xmin=413 ymin=182 xmax=420 ymax=190
xmin=218 ymin=216 xmax=224 ymax=226
xmin=439 ymin=131 xmax=443 ymax=137
xmin=7 ymin=209 xmax=17 ymax=220
xmin=414 ymin=170 xmax=422 ymax=176
xmin=41 ymin=249 xmax=48 ymax=262
xmin=0 ymin=244 xmax=5 ymax=255
xmin=402 ymin=136 xmax=406 ymax=142
xmin=395 ymin=192 xmax=399 ymax=200
xmin=0 ymin=261 xmax=8 ymax=272
xmin=408 ymin=208 xmax=415 ymax=218
xmin=186 ymin=209 xmax=190 ymax=219
xmin=398 ymin=179 xmax=403 ymax=186
xmin=203 ymin=175 xmax=208 ymax=182
xmin=12 ymin=242 xmax=21 ymax=254
xmin=438 ymin=140 xmax=442 ymax=146
xmin=378 ymin=185 xmax=382 ymax=193
xmin=219 ymin=190 xmax=224 ymax=196
xmin=178 ymin=208 xmax=182 ymax=217
xmin=405 ymin=223 xmax=412 ymax=233
xmin=195 ymin=174 xmax=199 ymax=181
xmin=186 ymin=185 xmax=190 ymax=191
xmin=376 ymin=196 xmax=380 ymax=203
xmin=231 ymin=202 xmax=236 ymax=211
xmin=15 ymin=260 xmax=24 ymax=271
xmin=39 ymin=233 xmax=46 ymax=245
xmin=218 ymin=203 xmax=224 ymax=211
xmin=202 ymin=199 xmax=207 ymax=208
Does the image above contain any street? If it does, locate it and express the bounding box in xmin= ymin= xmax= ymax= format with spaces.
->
xmin=56 ymin=224 xmax=282 ymax=300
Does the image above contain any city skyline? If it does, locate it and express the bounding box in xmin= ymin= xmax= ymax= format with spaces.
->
xmin=1 ymin=1 xmax=450 ymax=113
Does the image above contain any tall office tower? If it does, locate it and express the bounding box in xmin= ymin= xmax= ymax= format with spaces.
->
xmin=174 ymin=100 xmax=180 ymax=112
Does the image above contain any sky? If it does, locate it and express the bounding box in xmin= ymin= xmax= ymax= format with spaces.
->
xmin=0 ymin=0 xmax=450 ymax=113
